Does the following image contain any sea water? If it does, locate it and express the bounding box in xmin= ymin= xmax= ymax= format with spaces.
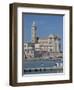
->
xmin=22 ymin=59 xmax=63 ymax=75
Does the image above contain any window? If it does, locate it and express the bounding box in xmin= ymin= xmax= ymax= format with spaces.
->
xmin=49 ymin=41 xmax=52 ymax=44
xmin=50 ymin=48 xmax=52 ymax=52
xmin=24 ymin=45 xmax=26 ymax=47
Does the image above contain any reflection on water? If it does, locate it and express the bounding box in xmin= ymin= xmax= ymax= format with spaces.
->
xmin=22 ymin=59 xmax=63 ymax=75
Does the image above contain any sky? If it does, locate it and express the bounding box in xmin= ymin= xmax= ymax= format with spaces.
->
xmin=22 ymin=13 xmax=63 ymax=49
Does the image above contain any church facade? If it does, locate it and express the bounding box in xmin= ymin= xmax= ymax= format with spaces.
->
xmin=24 ymin=21 xmax=63 ymax=60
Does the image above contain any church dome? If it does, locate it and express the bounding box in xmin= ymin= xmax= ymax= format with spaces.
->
xmin=48 ymin=34 xmax=55 ymax=38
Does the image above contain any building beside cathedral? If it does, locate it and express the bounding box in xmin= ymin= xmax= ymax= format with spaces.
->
xmin=24 ymin=21 xmax=63 ymax=60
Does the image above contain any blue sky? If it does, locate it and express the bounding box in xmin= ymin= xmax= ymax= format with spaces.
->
xmin=22 ymin=13 xmax=63 ymax=49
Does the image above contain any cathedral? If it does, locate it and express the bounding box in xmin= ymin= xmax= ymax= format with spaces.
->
xmin=24 ymin=21 xmax=63 ymax=60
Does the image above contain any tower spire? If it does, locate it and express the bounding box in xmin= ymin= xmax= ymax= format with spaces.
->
xmin=32 ymin=21 xmax=37 ymax=43
xmin=32 ymin=21 xmax=36 ymax=26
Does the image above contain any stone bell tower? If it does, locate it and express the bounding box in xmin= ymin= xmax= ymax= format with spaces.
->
xmin=32 ymin=21 xmax=37 ymax=43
